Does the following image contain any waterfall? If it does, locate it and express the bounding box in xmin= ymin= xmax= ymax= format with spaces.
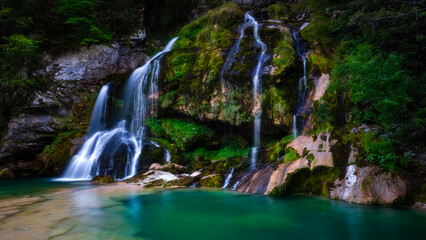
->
xmin=87 ymin=84 xmax=110 ymax=137
xmin=220 ymin=13 xmax=255 ymax=93
xmin=222 ymin=168 xmax=234 ymax=189
xmin=164 ymin=149 xmax=171 ymax=163
xmin=291 ymin=24 xmax=308 ymax=137
xmin=247 ymin=13 xmax=267 ymax=170
xmin=60 ymin=37 xmax=178 ymax=181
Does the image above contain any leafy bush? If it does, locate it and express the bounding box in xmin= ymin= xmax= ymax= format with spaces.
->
xmin=331 ymin=43 xmax=412 ymax=128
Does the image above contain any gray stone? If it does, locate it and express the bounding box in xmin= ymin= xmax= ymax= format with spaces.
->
xmin=330 ymin=165 xmax=408 ymax=205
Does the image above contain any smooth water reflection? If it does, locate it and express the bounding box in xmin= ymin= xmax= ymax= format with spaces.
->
xmin=0 ymin=181 xmax=425 ymax=240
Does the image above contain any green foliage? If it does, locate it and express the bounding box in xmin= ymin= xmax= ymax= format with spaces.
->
xmin=331 ymin=43 xmax=412 ymax=128
xmin=355 ymin=131 xmax=416 ymax=171
xmin=0 ymin=34 xmax=43 ymax=132
xmin=190 ymin=138 xmax=250 ymax=162
xmin=146 ymin=118 xmax=215 ymax=149
xmin=1 ymin=34 xmax=40 ymax=67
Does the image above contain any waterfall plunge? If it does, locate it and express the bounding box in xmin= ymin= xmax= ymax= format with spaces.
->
xmin=60 ymin=37 xmax=178 ymax=181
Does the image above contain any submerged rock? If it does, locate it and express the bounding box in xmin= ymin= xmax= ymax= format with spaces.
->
xmin=0 ymin=168 xmax=15 ymax=179
xmin=330 ymin=165 xmax=408 ymax=205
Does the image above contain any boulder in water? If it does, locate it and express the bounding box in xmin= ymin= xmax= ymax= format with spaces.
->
xmin=0 ymin=168 xmax=15 ymax=179
xmin=91 ymin=175 xmax=114 ymax=184
xmin=330 ymin=165 xmax=409 ymax=205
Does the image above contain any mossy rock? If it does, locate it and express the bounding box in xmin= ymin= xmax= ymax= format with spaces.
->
xmin=91 ymin=175 xmax=114 ymax=184
xmin=270 ymin=166 xmax=339 ymax=197
xmin=166 ymin=177 xmax=195 ymax=187
xmin=0 ymin=168 xmax=15 ymax=179
xmin=199 ymin=174 xmax=224 ymax=188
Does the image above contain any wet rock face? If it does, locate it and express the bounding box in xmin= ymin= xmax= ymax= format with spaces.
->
xmin=330 ymin=165 xmax=408 ymax=205
xmin=0 ymin=113 xmax=62 ymax=165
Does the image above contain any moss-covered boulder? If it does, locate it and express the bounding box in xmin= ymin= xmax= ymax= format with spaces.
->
xmin=91 ymin=175 xmax=115 ymax=184
xmin=199 ymin=174 xmax=224 ymax=187
xmin=0 ymin=168 xmax=15 ymax=179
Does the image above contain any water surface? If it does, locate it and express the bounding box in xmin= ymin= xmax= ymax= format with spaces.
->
xmin=0 ymin=180 xmax=424 ymax=240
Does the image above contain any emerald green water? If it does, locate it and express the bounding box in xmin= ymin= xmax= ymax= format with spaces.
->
xmin=0 ymin=180 xmax=425 ymax=240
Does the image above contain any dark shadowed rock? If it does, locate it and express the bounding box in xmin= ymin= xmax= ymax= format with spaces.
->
xmin=0 ymin=168 xmax=15 ymax=179
xmin=0 ymin=113 xmax=61 ymax=164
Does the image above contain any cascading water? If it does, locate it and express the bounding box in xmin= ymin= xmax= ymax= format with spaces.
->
xmin=220 ymin=13 xmax=255 ymax=92
xmin=60 ymin=37 xmax=178 ymax=181
xmin=164 ymin=149 xmax=171 ymax=163
xmin=87 ymin=84 xmax=110 ymax=136
xmin=291 ymin=24 xmax=308 ymax=137
xmin=219 ymin=13 xmax=266 ymax=170
xmin=247 ymin=13 xmax=267 ymax=170
xmin=222 ymin=168 xmax=234 ymax=189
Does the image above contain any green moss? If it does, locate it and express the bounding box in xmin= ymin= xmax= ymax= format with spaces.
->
xmin=39 ymin=129 xmax=84 ymax=175
xmin=266 ymin=135 xmax=294 ymax=163
xmin=267 ymin=3 xmax=290 ymax=19
xmin=146 ymin=118 xmax=215 ymax=149
xmin=271 ymin=32 xmax=295 ymax=76
xmin=270 ymin=166 xmax=339 ymax=197
xmin=309 ymin=52 xmax=332 ymax=73
xmin=91 ymin=175 xmax=114 ymax=184
xmin=283 ymin=147 xmax=300 ymax=163
xmin=300 ymin=16 xmax=332 ymax=43
xmin=175 ymin=2 xmax=243 ymax=49
xmin=199 ymin=175 xmax=224 ymax=188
